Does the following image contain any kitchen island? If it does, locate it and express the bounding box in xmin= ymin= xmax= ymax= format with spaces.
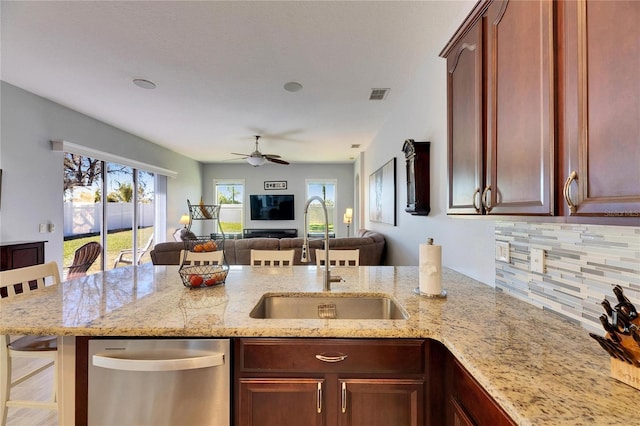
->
xmin=0 ymin=264 xmax=637 ymax=425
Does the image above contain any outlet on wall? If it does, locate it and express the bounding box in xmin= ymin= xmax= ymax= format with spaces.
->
xmin=531 ymin=248 xmax=546 ymax=273
xmin=496 ymin=241 xmax=510 ymax=262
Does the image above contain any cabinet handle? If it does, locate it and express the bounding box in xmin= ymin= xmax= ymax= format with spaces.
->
xmin=341 ymin=382 xmax=347 ymax=413
xmin=317 ymin=382 xmax=322 ymax=413
xmin=472 ymin=188 xmax=481 ymax=213
xmin=315 ymin=353 xmax=348 ymax=363
xmin=481 ymin=185 xmax=493 ymax=213
xmin=563 ymin=171 xmax=578 ymax=214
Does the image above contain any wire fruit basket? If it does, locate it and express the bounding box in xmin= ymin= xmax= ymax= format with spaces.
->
xmin=179 ymin=264 xmax=228 ymax=288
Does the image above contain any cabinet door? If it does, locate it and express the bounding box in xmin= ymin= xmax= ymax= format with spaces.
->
xmin=237 ymin=378 xmax=324 ymax=426
xmin=446 ymin=359 xmax=515 ymax=426
xmin=561 ymin=0 xmax=640 ymax=221
xmin=484 ymin=0 xmax=555 ymax=215
xmin=446 ymin=21 xmax=484 ymax=214
xmin=338 ymin=379 xmax=424 ymax=426
xmin=450 ymin=397 xmax=476 ymax=426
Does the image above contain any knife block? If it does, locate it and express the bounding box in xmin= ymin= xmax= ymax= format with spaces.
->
xmin=611 ymin=358 xmax=640 ymax=391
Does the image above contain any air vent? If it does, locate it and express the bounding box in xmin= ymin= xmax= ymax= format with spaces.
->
xmin=351 ymin=144 xmax=360 ymax=149
xmin=369 ymin=88 xmax=389 ymax=100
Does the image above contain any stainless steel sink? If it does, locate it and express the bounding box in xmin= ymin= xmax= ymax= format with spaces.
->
xmin=249 ymin=292 xmax=409 ymax=320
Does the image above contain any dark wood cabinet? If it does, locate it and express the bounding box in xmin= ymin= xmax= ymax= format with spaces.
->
xmin=443 ymin=0 xmax=639 ymax=224
xmin=445 ymin=14 xmax=484 ymax=214
xmin=429 ymin=340 xmax=514 ymax=426
xmin=402 ymin=140 xmax=431 ymax=216
xmin=238 ymin=378 xmax=324 ymax=426
xmin=234 ymin=338 xmax=426 ymax=426
xmin=0 ymin=240 xmax=46 ymax=297
xmin=443 ymin=0 xmax=555 ymax=216
xmin=446 ymin=358 xmax=515 ymax=426
xmin=559 ymin=0 xmax=640 ymax=223
xmin=484 ymin=0 xmax=555 ymax=215
xmin=0 ymin=240 xmax=46 ymax=271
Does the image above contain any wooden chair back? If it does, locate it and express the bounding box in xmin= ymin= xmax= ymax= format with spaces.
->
xmin=315 ymin=249 xmax=360 ymax=266
xmin=67 ymin=241 xmax=101 ymax=279
xmin=250 ymin=249 xmax=294 ymax=267
xmin=0 ymin=261 xmax=61 ymax=298
xmin=0 ymin=262 xmax=61 ymax=424
xmin=180 ymin=250 xmax=224 ymax=266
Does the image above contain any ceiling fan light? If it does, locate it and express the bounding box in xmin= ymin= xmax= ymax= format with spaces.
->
xmin=247 ymin=156 xmax=266 ymax=166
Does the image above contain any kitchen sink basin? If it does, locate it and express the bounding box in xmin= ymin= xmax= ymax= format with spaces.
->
xmin=249 ymin=292 xmax=409 ymax=320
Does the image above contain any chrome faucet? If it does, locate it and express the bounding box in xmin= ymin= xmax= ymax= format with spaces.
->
xmin=301 ymin=196 xmax=342 ymax=291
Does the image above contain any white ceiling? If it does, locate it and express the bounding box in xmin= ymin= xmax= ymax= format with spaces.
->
xmin=1 ymin=1 xmax=471 ymax=164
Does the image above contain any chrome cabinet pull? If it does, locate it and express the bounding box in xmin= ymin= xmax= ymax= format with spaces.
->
xmin=481 ymin=185 xmax=493 ymax=213
xmin=341 ymin=382 xmax=347 ymax=413
xmin=472 ymin=187 xmax=481 ymax=213
xmin=315 ymin=353 xmax=348 ymax=363
xmin=317 ymin=382 xmax=322 ymax=413
xmin=563 ymin=170 xmax=578 ymax=213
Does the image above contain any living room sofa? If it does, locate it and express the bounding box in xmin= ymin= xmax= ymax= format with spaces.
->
xmin=150 ymin=229 xmax=385 ymax=266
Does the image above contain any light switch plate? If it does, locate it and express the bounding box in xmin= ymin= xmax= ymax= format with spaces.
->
xmin=496 ymin=241 xmax=510 ymax=262
xmin=531 ymin=248 xmax=546 ymax=273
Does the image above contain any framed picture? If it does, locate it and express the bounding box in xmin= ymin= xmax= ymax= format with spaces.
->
xmin=369 ymin=158 xmax=396 ymax=225
xmin=264 ymin=180 xmax=287 ymax=190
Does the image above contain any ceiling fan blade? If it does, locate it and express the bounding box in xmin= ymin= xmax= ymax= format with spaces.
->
xmin=263 ymin=153 xmax=282 ymax=158
xmin=230 ymin=152 xmax=250 ymax=157
xmin=267 ymin=157 xmax=290 ymax=165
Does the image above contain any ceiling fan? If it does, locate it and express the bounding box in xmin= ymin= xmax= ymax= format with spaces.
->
xmin=231 ymin=135 xmax=290 ymax=166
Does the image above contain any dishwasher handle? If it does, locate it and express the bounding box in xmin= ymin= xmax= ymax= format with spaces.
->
xmin=93 ymin=350 xmax=225 ymax=372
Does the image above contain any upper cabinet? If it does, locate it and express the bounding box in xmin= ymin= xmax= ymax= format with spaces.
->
xmin=443 ymin=0 xmax=555 ymax=216
xmin=442 ymin=0 xmax=640 ymax=224
xmin=445 ymin=17 xmax=483 ymax=214
xmin=560 ymin=0 xmax=640 ymax=221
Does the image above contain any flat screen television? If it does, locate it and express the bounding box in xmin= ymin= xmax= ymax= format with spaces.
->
xmin=249 ymin=194 xmax=295 ymax=220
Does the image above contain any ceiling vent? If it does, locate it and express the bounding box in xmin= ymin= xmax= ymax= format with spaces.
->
xmin=351 ymin=144 xmax=360 ymax=149
xmin=369 ymin=88 xmax=389 ymax=101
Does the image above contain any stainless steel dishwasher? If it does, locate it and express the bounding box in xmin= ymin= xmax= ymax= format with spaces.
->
xmin=88 ymin=338 xmax=230 ymax=426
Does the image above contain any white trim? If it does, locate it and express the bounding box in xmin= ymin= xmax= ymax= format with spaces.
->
xmin=51 ymin=140 xmax=178 ymax=178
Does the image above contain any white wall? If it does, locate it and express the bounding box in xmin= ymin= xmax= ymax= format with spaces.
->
xmin=360 ymin=0 xmax=496 ymax=285
xmin=0 ymin=82 xmax=201 ymax=267
xmin=202 ymin=163 xmax=354 ymax=237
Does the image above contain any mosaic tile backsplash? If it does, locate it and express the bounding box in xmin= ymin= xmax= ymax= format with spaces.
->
xmin=495 ymin=222 xmax=640 ymax=334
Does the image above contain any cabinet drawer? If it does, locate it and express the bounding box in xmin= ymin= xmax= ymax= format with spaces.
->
xmin=237 ymin=338 xmax=425 ymax=374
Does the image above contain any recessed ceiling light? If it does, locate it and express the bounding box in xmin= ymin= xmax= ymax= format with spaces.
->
xmin=133 ymin=78 xmax=156 ymax=90
xmin=283 ymin=81 xmax=303 ymax=92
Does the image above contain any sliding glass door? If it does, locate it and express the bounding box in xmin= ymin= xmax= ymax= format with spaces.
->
xmin=63 ymin=153 xmax=155 ymax=277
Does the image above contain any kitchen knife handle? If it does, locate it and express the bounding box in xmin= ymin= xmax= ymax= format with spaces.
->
xmin=601 ymin=299 xmax=614 ymax=317
xmin=599 ymin=314 xmax=621 ymax=342
xmin=613 ymin=285 xmax=638 ymax=320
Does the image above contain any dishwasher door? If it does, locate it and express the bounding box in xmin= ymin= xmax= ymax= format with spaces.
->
xmin=88 ymin=338 xmax=230 ymax=426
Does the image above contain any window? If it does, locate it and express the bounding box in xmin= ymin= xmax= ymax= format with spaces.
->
xmin=63 ymin=153 xmax=155 ymax=275
xmin=305 ymin=179 xmax=337 ymax=236
xmin=215 ymin=180 xmax=244 ymax=237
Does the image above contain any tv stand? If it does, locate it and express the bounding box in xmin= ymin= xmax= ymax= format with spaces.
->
xmin=243 ymin=228 xmax=298 ymax=239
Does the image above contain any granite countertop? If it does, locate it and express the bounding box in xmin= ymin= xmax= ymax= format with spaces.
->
xmin=0 ymin=264 xmax=637 ymax=425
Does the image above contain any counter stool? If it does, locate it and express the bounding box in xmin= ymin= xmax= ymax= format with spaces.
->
xmin=0 ymin=262 xmax=61 ymax=426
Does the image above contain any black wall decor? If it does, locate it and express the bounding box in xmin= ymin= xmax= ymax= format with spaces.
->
xmin=402 ymin=139 xmax=430 ymax=215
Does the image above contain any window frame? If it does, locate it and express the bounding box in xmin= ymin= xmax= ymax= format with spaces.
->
xmin=214 ymin=179 xmax=245 ymax=238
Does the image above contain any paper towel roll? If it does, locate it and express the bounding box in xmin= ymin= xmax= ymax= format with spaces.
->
xmin=419 ymin=242 xmax=442 ymax=295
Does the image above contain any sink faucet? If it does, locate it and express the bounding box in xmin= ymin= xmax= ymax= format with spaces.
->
xmin=301 ymin=196 xmax=342 ymax=291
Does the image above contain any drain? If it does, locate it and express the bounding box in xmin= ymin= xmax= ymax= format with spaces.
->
xmin=317 ymin=303 xmax=337 ymax=319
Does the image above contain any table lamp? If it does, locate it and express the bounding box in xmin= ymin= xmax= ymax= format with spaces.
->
xmin=343 ymin=208 xmax=353 ymax=237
